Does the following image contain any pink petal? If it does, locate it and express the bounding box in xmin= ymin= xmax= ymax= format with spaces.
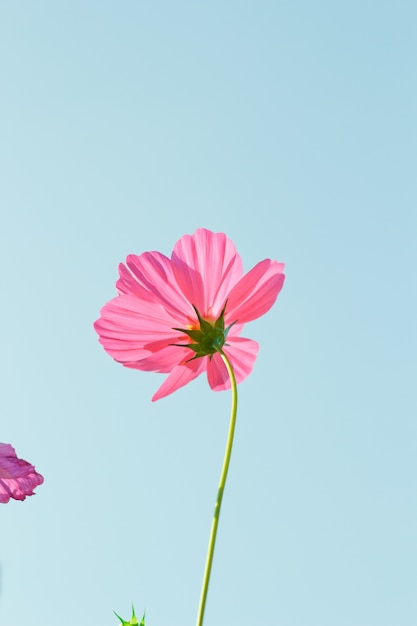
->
xmin=116 ymin=264 xmax=156 ymax=302
xmin=117 ymin=251 xmax=192 ymax=322
xmin=94 ymin=295 xmax=183 ymax=364
xmin=125 ymin=345 xmax=190 ymax=373
xmin=0 ymin=444 xmax=44 ymax=504
xmin=206 ymin=337 xmax=259 ymax=391
xmin=171 ymin=229 xmax=243 ymax=319
xmin=226 ymin=259 xmax=285 ymax=324
xmin=152 ymin=357 xmax=207 ymax=401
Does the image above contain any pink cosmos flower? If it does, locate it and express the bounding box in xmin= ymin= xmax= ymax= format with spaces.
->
xmin=0 ymin=443 xmax=44 ymax=503
xmin=94 ymin=228 xmax=285 ymax=401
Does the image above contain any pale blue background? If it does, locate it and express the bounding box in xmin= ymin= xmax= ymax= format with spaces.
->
xmin=1 ymin=2 xmax=416 ymax=625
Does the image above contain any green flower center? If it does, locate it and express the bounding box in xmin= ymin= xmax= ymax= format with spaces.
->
xmin=173 ymin=303 xmax=236 ymax=362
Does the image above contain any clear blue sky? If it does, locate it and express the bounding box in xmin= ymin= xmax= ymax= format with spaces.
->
xmin=1 ymin=2 xmax=416 ymax=625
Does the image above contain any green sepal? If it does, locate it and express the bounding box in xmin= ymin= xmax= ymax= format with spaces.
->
xmin=114 ymin=604 xmax=143 ymax=625
xmin=219 ymin=299 xmax=237 ymax=338
xmin=172 ymin=327 xmax=204 ymax=342
xmin=171 ymin=302 xmax=237 ymax=362
xmin=224 ymin=321 xmax=236 ymax=338
xmin=213 ymin=301 xmax=227 ymax=330
xmin=192 ymin=305 xmax=214 ymax=334
xmin=113 ymin=612 xmax=128 ymax=626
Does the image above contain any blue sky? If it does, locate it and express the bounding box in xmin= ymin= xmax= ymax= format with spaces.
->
xmin=1 ymin=2 xmax=416 ymax=625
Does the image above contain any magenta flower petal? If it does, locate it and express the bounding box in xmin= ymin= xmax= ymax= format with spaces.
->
xmin=116 ymin=264 xmax=157 ymax=303
xmin=0 ymin=444 xmax=44 ymax=503
xmin=152 ymin=358 xmax=207 ymax=402
xmin=226 ymin=259 xmax=285 ymax=324
xmin=94 ymin=295 xmax=183 ymax=364
xmin=125 ymin=345 xmax=190 ymax=373
xmin=95 ymin=229 xmax=284 ymax=400
xmin=171 ymin=228 xmax=243 ymax=319
xmin=207 ymin=337 xmax=259 ymax=391
xmin=117 ymin=251 xmax=191 ymax=321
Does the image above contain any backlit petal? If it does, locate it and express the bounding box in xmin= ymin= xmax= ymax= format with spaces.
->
xmin=117 ymin=251 xmax=192 ymax=322
xmin=0 ymin=444 xmax=44 ymax=503
xmin=94 ymin=295 xmax=181 ymax=364
xmin=206 ymin=337 xmax=259 ymax=391
xmin=152 ymin=358 xmax=207 ymax=401
xmin=116 ymin=263 xmax=157 ymax=302
xmin=125 ymin=345 xmax=190 ymax=373
xmin=172 ymin=229 xmax=243 ymax=319
xmin=226 ymin=260 xmax=285 ymax=324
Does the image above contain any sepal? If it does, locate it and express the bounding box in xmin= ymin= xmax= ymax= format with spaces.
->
xmin=114 ymin=604 xmax=144 ymax=625
xmin=172 ymin=302 xmax=236 ymax=361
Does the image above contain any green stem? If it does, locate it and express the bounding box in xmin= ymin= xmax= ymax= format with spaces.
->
xmin=196 ymin=350 xmax=238 ymax=626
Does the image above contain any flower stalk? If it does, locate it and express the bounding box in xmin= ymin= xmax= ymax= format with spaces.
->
xmin=196 ymin=350 xmax=238 ymax=626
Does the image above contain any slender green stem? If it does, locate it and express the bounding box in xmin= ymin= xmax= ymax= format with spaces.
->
xmin=196 ymin=350 xmax=238 ymax=626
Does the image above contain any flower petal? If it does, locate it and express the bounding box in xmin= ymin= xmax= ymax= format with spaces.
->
xmin=116 ymin=263 xmax=157 ymax=302
xmin=117 ymin=251 xmax=191 ymax=321
xmin=152 ymin=358 xmax=207 ymax=401
xmin=206 ymin=337 xmax=259 ymax=391
xmin=94 ymin=295 xmax=182 ymax=364
xmin=0 ymin=444 xmax=44 ymax=503
xmin=226 ymin=259 xmax=285 ymax=324
xmin=171 ymin=228 xmax=243 ymax=319
xmin=124 ymin=345 xmax=190 ymax=373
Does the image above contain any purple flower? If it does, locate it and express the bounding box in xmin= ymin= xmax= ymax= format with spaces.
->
xmin=0 ymin=443 xmax=44 ymax=503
